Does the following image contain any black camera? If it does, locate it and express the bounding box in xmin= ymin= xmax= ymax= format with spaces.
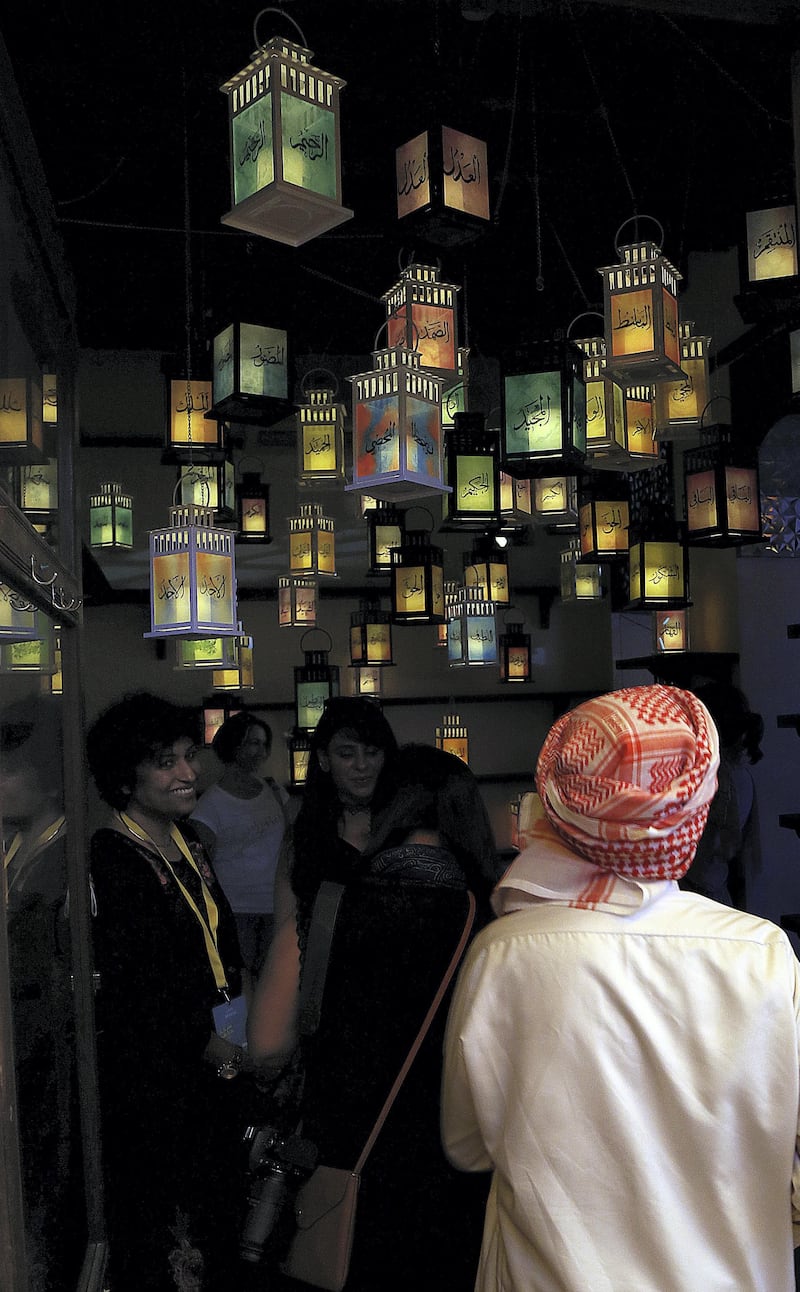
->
xmin=240 ymin=1123 xmax=318 ymax=1265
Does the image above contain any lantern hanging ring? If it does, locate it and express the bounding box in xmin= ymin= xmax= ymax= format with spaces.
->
xmin=373 ymin=317 xmax=422 ymax=354
xmin=614 ymin=214 xmax=664 ymax=257
xmin=299 ymin=626 xmax=333 ymax=655
xmin=566 ymin=310 xmax=604 ymax=340
xmin=501 ymin=607 xmax=525 ymax=628
xmin=402 ymin=505 xmax=436 ymax=534
xmin=235 ymin=455 xmax=266 ymax=478
xmin=299 ymin=366 xmax=339 ymax=398
xmin=699 ymin=395 xmax=733 ymax=429
xmin=253 ymin=8 xmax=307 ymax=51
xmin=397 ymin=247 xmax=442 ymax=276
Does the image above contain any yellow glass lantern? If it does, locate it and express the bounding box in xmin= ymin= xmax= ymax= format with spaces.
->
xmin=654 ymin=322 xmax=712 ymax=441
xmin=441 ymin=348 xmax=470 ymax=432
xmin=294 ymin=630 xmax=340 ymax=733
xmin=0 ymin=583 xmax=39 ymax=642
xmin=211 ymin=322 xmax=289 ymax=421
xmin=288 ymin=731 xmax=312 ymax=786
xmin=560 ymin=538 xmax=603 ymax=602
xmin=501 ymin=338 xmax=587 ymax=477
xmin=278 ymin=576 xmax=317 ymax=628
xmin=348 ymin=346 xmax=448 ymax=502
xmin=684 ymin=438 xmax=762 ymax=547
xmin=202 ymin=696 xmax=243 ymax=747
xmin=166 ymin=378 xmax=221 ymax=456
xmin=579 ymin=482 xmax=630 ymax=560
xmin=297 ymin=383 xmax=346 ymax=485
xmin=532 ymin=476 xmax=578 ymax=530
xmin=435 ymin=713 xmax=469 ymax=764
xmin=0 ymin=376 xmax=45 ymax=463
xmin=288 ymin=502 xmax=336 ymax=577
xmin=441 ymin=413 xmax=501 ymax=530
xmin=349 ymin=599 xmax=394 ymax=667
xmin=42 ymin=374 xmax=57 ymax=426
xmin=213 ymin=636 xmax=255 ymax=692
xmin=390 ymin=528 xmax=445 ymax=625
xmin=575 ymin=334 xmax=627 ymax=465
xmin=236 ymin=471 xmax=271 ymax=544
xmin=437 ymin=581 xmax=460 ymax=648
xmin=447 ymin=584 xmax=498 ymax=667
xmin=383 ymin=262 xmax=461 ymax=379
xmin=597 ymin=229 xmax=685 ymax=385
xmin=396 ymin=126 xmax=490 ymax=246
xmin=89 ymin=481 xmax=134 ymax=550
xmin=364 ymin=501 xmax=405 ymax=576
xmin=220 ymin=29 xmax=353 ymax=247
xmin=745 ymin=204 xmax=797 ymax=283
xmin=350 ymin=665 xmax=383 ymax=697
xmin=498 ymin=619 xmax=533 ymax=683
xmin=499 ymin=471 xmax=533 ymax=526
xmin=464 ymin=540 xmax=511 ymax=607
xmin=145 ymin=504 xmax=239 ymax=640
xmin=627 ymin=532 xmax=689 ymax=610
xmin=654 ymin=609 xmax=690 ymax=654
xmin=0 ymin=622 xmax=57 ymax=675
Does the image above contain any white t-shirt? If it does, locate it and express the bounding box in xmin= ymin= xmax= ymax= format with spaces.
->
xmin=190 ymin=780 xmax=288 ymax=915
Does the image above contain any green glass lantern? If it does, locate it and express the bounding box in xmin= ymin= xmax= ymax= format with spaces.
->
xmin=211 ymin=322 xmax=289 ymax=422
xmin=19 ymin=459 xmax=58 ymax=527
xmin=220 ymin=31 xmax=353 ymax=247
xmin=177 ymin=459 xmax=235 ymax=520
xmin=501 ymin=338 xmax=587 ymax=477
xmin=294 ymin=630 xmax=340 ymax=733
xmin=89 ymin=481 xmax=134 ymax=550
xmin=441 ymin=413 xmax=501 ymax=530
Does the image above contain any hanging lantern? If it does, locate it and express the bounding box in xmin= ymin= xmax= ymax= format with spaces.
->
xmin=364 ymin=501 xmax=405 ymax=576
xmin=654 ymin=322 xmax=712 ymax=441
xmin=623 ymin=384 xmax=659 ymax=465
xmin=348 ymin=345 xmax=448 ymax=502
xmin=219 ymin=27 xmax=353 ymax=247
xmin=202 ymin=695 xmax=243 ymax=747
xmin=0 ymin=623 xmax=57 ymax=675
xmin=0 ymin=376 xmax=45 ymax=464
xmin=579 ymin=479 xmax=630 ymax=560
xmin=396 ymin=126 xmax=490 ymax=247
xmin=294 ymin=629 xmax=340 ymax=733
xmin=383 ymin=262 xmax=461 ymax=379
xmin=297 ymin=381 xmax=346 ymax=485
xmin=210 ymin=322 xmax=289 ymax=422
xmin=165 ymin=378 xmax=222 ymax=457
xmin=18 ymin=459 xmax=58 ymax=528
xmin=745 ymin=204 xmax=797 ymax=283
xmin=349 ymin=598 xmax=394 ymax=667
xmin=43 ymin=630 xmax=63 ymax=695
xmin=501 ymin=338 xmax=587 ymax=477
xmin=213 ymin=634 xmax=255 ymax=692
xmin=390 ymin=527 xmax=445 ymax=625
xmin=177 ymin=459 xmax=235 ymax=519
xmin=654 ymin=609 xmax=690 ymax=654
xmin=575 ymin=334 xmax=627 ymax=465
xmin=288 ymin=502 xmax=336 ymax=577
xmin=0 ymin=583 xmax=39 ymax=642
xmin=42 ymin=374 xmax=57 ymax=426
xmin=627 ymin=529 xmax=689 ymax=611
xmin=532 ymin=475 xmax=578 ymax=531
xmin=174 ymin=631 xmax=244 ymax=671
xmin=498 ymin=618 xmax=533 ymax=683
xmin=499 ymin=471 xmax=533 ymax=526
xmin=350 ymin=665 xmax=383 ymax=697
xmin=560 ymin=538 xmax=603 ymax=602
xmin=441 ymin=412 xmax=501 ymax=530
xmin=278 ymin=576 xmax=317 ymax=628
xmin=464 ymin=539 xmax=511 ymax=607
xmin=441 ymin=348 xmax=470 ymax=432
xmin=236 ymin=470 xmax=271 ymax=544
xmin=288 ymin=730 xmax=312 ymax=786
xmin=436 ymin=580 xmax=460 ymax=648
xmin=89 ymin=481 xmax=134 ymax=550
xmin=447 ymin=584 xmax=498 ymax=667
xmin=684 ymin=434 xmax=762 ymax=547
xmin=435 ymin=713 xmax=469 ymax=764
xmin=597 ymin=226 xmax=685 ymax=385
xmin=145 ymin=504 xmax=239 ymax=640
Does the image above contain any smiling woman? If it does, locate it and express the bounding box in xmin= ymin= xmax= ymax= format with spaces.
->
xmin=86 ymin=692 xmax=265 ymax=1292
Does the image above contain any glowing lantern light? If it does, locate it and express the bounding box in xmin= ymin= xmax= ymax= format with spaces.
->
xmin=220 ymin=24 xmax=353 ymax=247
xmin=288 ymin=730 xmax=312 ymax=786
xmin=501 ymin=338 xmax=587 ymax=477
xmin=42 ymin=374 xmax=57 ymax=426
xmin=627 ymin=530 xmax=689 ymax=611
xmin=498 ymin=618 xmax=533 ymax=683
xmin=288 ymin=502 xmax=336 ymax=577
xmin=435 ymin=713 xmax=469 ymax=764
xmin=0 ymin=583 xmax=39 ymax=642
xmin=202 ymin=695 xmax=243 ymax=747
xmin=177 ymin=459 xmax=235 ymax=520
xmin=654 ymin=609 xmax=689 ymax=654
xmin=166 ymin=378 xmax=221 ymax=456
xmin=383 ymin=262 xmax=461 ymax=379
xmin=19 ymin=459 xmax=58 ymax=529
xmin=500 ymin=471 xmax=533 ymax=526
xmin=745 ymin=204 xmax=798 ymax=283
xmin=364 ymin=501 xmax=405 ymax=576
xmin=350 ymin=665 xmax=383 ymax=697
xmin=532 ymin=475 xmax=578 ymax=531
xmin=348 ymin=345 xmax=448 ymax=502
xmin=294 ymin=630 xmax=339 ymax=733
xmin=0 ymin=376 xmax=45 ymax=463
xmin=349 ymin=599 xmax=394 ymax=668
xmin=447 ymin=584 xmax=498 ymax=667
xmin=297 ymin=381 xmax=346 ymax=485
xmin=560 ymin=538 xmax=603 ymax=602
xmin=211 ymin=322 xmax=289 ymax=422
xmin=278 ymin=576 xmax=317 ymax=628
xmin=236 ymin=470 xmax=271 ymax=544
xmin=145 ymin=504 xmax=239 ymax=640
xmin=597 ymin=225 xmax=685 ymax=386
xmin=464 ymin=539 xmax=511 ymax=607
xmin=684 ymin=435 xmax=762 ymax=547
xmin=441 ymin=412 xmax=501 ymax=529
xmin=390 ymin=527 xmax=445 ymax=625
xmin=579 ymin=480 xmax=630 ymax=560
xmin=89 ymin=481 xmax=134 ymax=550
xmin=654 ymin=322 xmax=712 ymax=441
xmin=396 ymin=126 xmax=490 ymax=247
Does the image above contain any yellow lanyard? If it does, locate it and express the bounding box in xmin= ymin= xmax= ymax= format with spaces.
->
xmin=117 ymin=812 xmax=229 ymax=994
xmin=3 ymin=815 xmax=67 ymax=872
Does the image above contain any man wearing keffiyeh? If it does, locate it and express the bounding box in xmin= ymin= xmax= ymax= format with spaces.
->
xmin=442 ymin=684 xmax=800 ymax=1292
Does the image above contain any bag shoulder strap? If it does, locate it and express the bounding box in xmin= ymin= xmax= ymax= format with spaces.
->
xmin=353 ymin=890 xmax=476 ymax=1175
xmin=298 ymin=880 xmax=346 ymax=1038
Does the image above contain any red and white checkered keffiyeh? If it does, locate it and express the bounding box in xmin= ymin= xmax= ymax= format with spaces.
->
xmin=535 ymin=684 xmax=720 ymax=881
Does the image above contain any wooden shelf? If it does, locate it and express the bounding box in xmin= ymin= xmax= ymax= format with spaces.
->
xmin=614 ymin=652 xmax=739 ymax=686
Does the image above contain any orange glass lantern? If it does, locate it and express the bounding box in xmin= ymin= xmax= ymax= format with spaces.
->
xmin=498 ymin=619 xmax=532 ymax=683
xmin=288 ymin=502 xmax=336 ymax=577
xmin=435 ymin=713 xmax=469 ymax=764
xmin=166 ymin=378 xmax=222 ymax=457
xmin=684 ymin=435 xmax=762 ymax=547
xmin=383 ymin=262 xmax=461 ymax=379
xmin=236 ymin=471 xmax=271 ymax=544
xmin=396 ymin=126 xmax=490 ymax=246
xmin=654 ymin=322 xmax=712 ymax=441
xmin=597 ymin=227 xmax=685 ymax=385
xmin=278 ymin=576 xmax=317 ymax=628
xmin=654 ymin=609 xmax=690 ymax=654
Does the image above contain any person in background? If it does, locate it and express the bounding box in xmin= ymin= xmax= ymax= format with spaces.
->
xmin=87 ymin=692 xmax=262 ymax=1292
xmin=247 ymin=696 xmax=398 ymax=1068
xmin=260 ymin=743 xmax=500 ymax=1290
xmin=190 ymin=712 xmax=290 ymax=979
xmin=680 ymin=679 xmax=764 ymax=909
xmin=442 ymin=684 xmax=800 ymax=1292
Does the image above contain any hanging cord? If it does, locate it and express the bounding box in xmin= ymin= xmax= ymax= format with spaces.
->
xmin=657 ymin=12 xmax=790 ymax=127
xmin=564 ymin=0 xmax=638 ymax=214
xmin=181 ymin=62 xmax=195 ymax=465
xmin=530 ymin=70 xmax=543 ymax=292
xmin=494 ymin=0 xmax=524 ymax=224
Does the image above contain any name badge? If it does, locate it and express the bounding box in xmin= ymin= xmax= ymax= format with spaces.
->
xmin=212 ymin=993 xmax=248 ymax=1049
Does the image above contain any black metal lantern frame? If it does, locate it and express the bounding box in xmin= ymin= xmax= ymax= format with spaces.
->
xmin=441 ymin=412 xmax=502 ymax=531
xmin=498 ymin=616 xmax=533 ymax=683
xmin=349 ymin=598 xmax=394 ymax=667
xmin=501 ymin=338 xmax=588 ymax=479
xmin=294 ymin=629 xmax=340 ymax=733
xmin=683 ymin=430 xmax=763 ymax=547
xmin=390 ymin=525 xmax=445 ymax=625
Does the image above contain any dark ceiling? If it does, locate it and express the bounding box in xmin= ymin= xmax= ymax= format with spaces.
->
xmin=1 ymin=0 xmax=798 ymax=371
